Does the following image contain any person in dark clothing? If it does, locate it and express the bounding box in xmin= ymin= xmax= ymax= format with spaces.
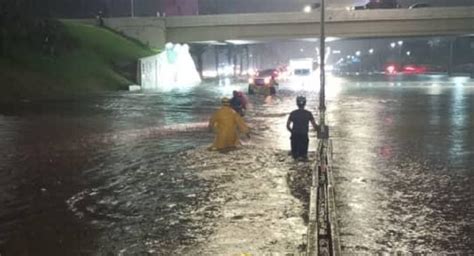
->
xmin=96 ymin=11 xmax=104 ymax=27
xmin=286 ymin=96 xmax=318 ymax=160
xmin=237 ymin=91 xmax=248 ymax=112
xmin=230 ymin=90 xmax=244 ymax=116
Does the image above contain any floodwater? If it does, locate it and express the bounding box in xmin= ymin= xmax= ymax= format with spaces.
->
xmin=328 ymin=76 xmax=474 ymax=254
xmin=0 ymin=74 xmax=473 ymax=255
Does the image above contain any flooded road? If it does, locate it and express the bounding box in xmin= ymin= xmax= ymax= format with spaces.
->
xmin=0 ymin=75 xmax=473 ymax=255
xmin=327 ymin=76 xmax=474 ymax=254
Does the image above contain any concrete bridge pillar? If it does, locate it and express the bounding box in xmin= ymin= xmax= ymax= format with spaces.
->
xmin=227 ymin=46 xmax=232 ymax=70
xmin=448 ymin=37 xmax=455 ymax=76
xmin=215 ymin=45 xmax=220 ymax=75
xmin=239 ymin=46 xmax=244 ymax=75
xmin=189 ymin=44 xmax=208 ymax=79
xmin=245 ymin=46 xmax=250 ymax=73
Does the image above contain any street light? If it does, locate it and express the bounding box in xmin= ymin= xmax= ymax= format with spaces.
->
xmin=398 ymin=40 xmax=404 ymax=46
xmin=390 ymin=42 xmax=396 ymax=48
xmin=303 ymin=5 xmax=312 ymax=13
xmin=355 ymin=51 xmax=361 ymax=56
xmin=406 ymin=51 xmax=411 ymax=56
xmin=369 ymin=48 xmax=374 ymax=54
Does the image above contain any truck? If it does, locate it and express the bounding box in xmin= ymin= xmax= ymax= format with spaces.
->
xmin=288 ymin=58 xmax=316 ymax=89
xmin=289 ymin=58 xmax=314 ymax=77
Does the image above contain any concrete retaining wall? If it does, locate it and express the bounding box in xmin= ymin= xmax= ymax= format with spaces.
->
xmin=105 ymin=17 xmax=166 ymax=49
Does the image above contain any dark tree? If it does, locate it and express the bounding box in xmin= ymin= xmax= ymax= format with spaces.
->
xmin=0 ymin=0 xmax=77 ymax=56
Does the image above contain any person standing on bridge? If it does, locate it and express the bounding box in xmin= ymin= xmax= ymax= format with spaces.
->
xmin=208 ymin=97 xmax=250 ymax=151
xmin=287 ymin=96 xmax=318 ymax=161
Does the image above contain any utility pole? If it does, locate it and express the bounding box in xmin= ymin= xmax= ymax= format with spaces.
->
xmin=130 ymin=0 xmax=135 ymax=17
xmin=319 ymin=0 xmax=326 ymax=129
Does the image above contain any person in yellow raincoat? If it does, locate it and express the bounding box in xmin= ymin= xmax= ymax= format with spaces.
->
xmin=208 ymin=97 xmax=250 ymax=151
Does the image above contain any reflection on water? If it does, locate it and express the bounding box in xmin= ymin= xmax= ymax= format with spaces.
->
xmin=329 ymin=77 xmax=474 ymax=254
xmin=0 ymin=75 xmax=473 ymax=254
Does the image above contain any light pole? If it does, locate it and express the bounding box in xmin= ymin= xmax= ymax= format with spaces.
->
xmin=130 ymin=0 xmax=135 ymax=17
xmin=319 ymin=0 xmax=326 ymax=120
xmin=301 ymin=1 xmax=326 ymax=136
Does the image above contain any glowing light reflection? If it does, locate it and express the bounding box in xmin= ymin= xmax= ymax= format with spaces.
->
xmin=448 ymin=83 xmax=467 ymax=159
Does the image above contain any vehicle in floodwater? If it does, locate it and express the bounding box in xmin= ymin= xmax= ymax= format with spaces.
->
xmin=248 ymin=69 xmax=279 ymax=95
xmin=288 ymin=58 xmax=316 ymax=88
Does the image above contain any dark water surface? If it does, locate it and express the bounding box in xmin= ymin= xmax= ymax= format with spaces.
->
xmin=0 ymin=75 xmax=473 ymax=254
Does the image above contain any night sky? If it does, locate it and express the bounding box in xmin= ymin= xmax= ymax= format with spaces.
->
xmin=198 ymin=0 xmax=474 ymax=14
xmin=76 ymin=0 xmax=474 ymax=18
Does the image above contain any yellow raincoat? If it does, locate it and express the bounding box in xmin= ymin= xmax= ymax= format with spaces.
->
xmin=208 ymin=105 xmax=249 ymax=150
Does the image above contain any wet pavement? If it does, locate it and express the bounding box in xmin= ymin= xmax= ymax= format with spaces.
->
xmin=0 ymin=74 xmax=473 ymax=255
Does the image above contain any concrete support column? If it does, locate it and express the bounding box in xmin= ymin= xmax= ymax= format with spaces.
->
xmin=245 ymin=46 xmax=250 ymax=72
xmin=190 ymin=44 xmax=206 ymax=79
xmin=215 ymin=45 xmax=220 ymax=75
xmin=448 ymin=38 xmax=455 ymax=76
xmin=233 ymin=49 xmax=238 ymax=76
xmin=239 ymin=46 xmax=243 ymax=75
xmin=227 ymin=46 xmax=232 ymax=68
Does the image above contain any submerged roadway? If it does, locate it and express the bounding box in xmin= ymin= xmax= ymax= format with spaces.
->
xmin=0 ymin=74 xmax=473 ymax=254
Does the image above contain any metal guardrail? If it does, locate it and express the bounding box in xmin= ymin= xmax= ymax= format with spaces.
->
xmin=327 ymin=139 xmax=341 ymax=256
xmin=306 ymin=139 xmax=341 ymax=256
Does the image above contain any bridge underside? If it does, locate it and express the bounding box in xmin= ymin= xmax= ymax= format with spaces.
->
xmin=166 ymin=7 xmax=474 ymax=44
xmin=167 ymin=19 xmax=474 ymax=44
xmin=103 ymin=7 xmax=474 ymax=48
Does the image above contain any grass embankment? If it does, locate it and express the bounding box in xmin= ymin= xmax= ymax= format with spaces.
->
xmin=0 ymin=21 xmax=156 ymax=102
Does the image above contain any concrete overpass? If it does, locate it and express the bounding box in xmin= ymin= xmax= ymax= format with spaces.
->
xmin=104 ymin=7 xmax=474 ymax=48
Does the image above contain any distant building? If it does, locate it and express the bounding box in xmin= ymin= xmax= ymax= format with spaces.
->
xmin=161 ymin=0 xmax=199 ymax=16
